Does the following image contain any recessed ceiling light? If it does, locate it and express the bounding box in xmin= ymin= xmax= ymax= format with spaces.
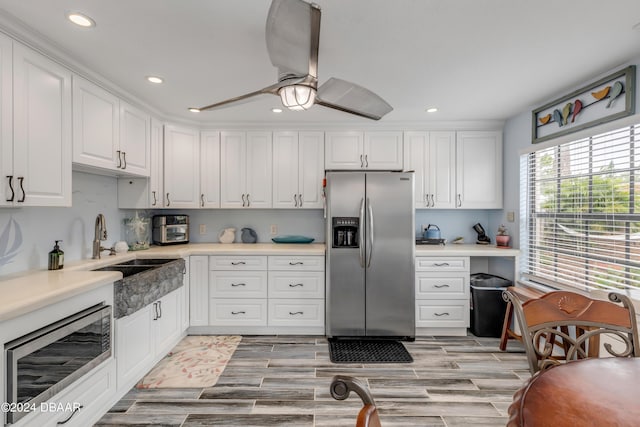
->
xmin=188 ymin=108 xmax=201 ymax=113
xmin=271 ymin=107 xmax=283 ymax=113
xmin=66 ymin=12 xmax=95 ymax=28
xmin=146 ymin=76 xmax=164 ymax=84
xmin=426 ymin=107 xmax=438 ymax=113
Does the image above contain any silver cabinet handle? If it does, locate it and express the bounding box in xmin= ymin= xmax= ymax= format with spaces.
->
xmin=364 ymin=154 xmax=369 ymax=168
xmin=201 ymin=194 xmax=205 ymax=207
xmin=294 ymin=194 xmax=298 ymax=207
xmin=152 ymin=302 xmax=158 ymax=320
xmin=231 ymin=283 xmax=246 ymax=287
xmin=151 ymin=191 xmax=157 ymax=206
xmin=434 ymin=312 xmax=450 ymax=317
xmin=289 ymin=311 xmax=304 ymax=315
xmin=246 ymin=193 xmax=250 ymax=207
xmin=434 ymin=262 xmax=450 ymax=267
xmin=289 ymin=261 xmax=304 ymax=265
xmin=116 ymin=150 xmax=122 ymax=168
xmin=360 ymin=154 xmax=364 ymax=168
xmin=157 ymin=300 xmax=162 ymax=318
xmin=298 ymin=193 xmax=303 ymax=207
xmin=166 ymin=192 xmax=170 ymax=206
xmin=17 ymin=177 xmax=25 ymax=203
xmin=289 ymin=283 xmax=304 ymax=287
xmin=424 ymin=193 xmax=428 ymax=207
xmin=366 ymin=197 xmax=373 ymax=268
xmin=56 ymin=405 xmax=84 ymax=424
xmin=430 ymin=194 xmax=435 ymax=207
xmin=6 ymin=175 xmax=14 ymax=202
xmin=434 ymin=284 xmax=450 ymax=288
xmin=231 ymin=311 xmax=246 ymax=315
xmin=122 ymin=151 xmax=127 ymax=169
xmin=457 ymin=194 xmax=462 ymax=207
xmin=358 ymin=197 xmax=365 ymax=267
xmin=231 ymin=261 xmax=246 ymax=265
xmin=242 ymin=194 xmax=246 ymax=207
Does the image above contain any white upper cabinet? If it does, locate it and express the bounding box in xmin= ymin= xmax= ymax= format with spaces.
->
xmin=164 ymin=125 xmax=200 ymax=208
xmin=456 ymin=131 xmax=503 ymax=209
xmin=220 ymin=131 xmax=272 ymax=208
xmin=149 ymin=118 xmax=164 ymax=208
xmin=119 ymin=100 xmax=150 ymax=176
xmin=325 ymin=131 xmax=403 ymax=170
xmin=12 ymin=42 xmax=72 ymax=207
xmin=72 ymin=76 xmax=150 ymax=177
xmin=273 ymin=131 xmax=324 ymax=209
xmin=0 ymin=33 xmax=13 ymax=207
xmin=200 ymin=131 xmax=220 ymax=208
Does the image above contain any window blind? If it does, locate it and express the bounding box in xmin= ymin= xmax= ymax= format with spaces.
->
xmin=521 ymin=124 xmax=640 ymax=294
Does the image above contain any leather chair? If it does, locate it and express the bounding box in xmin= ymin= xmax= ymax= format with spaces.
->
xmin=330 ymin=375 xmax=382 ymax=427
xmin=503 ymin=289 xmax=640 ymax=374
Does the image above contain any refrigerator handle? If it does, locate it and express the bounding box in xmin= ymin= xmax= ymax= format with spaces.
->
xmin=366 ymin=197 xmax=374 ymax=268
xmin=359 ymin=197 xmax=366 ymax=268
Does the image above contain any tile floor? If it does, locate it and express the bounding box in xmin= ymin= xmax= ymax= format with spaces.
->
xmin=95 ymin=335 xmax=528 ymax=426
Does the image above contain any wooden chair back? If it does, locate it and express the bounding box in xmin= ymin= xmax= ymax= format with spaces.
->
xmin=503 ymin=290 xmax=640 ymax=374
xmin=330 ymin=375 xmax=382 ymax=427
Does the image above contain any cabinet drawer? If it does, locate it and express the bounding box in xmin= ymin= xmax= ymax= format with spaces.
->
xmin=209 ymin=298 xmax=267 ymax=325
xmin=416 ymin=257 xmax=469 ymax=272
xmin=209 ymin=256 xmax=267 ymax=270
xmin=268 ymin=255 xmax=325 ymax=271
xmin=416 ymin=300 xmax=469 ymax=328
xmin=268 ymin=271 xmax=325 ymax=298
xmin=268 ymin=299 xmax=325 ymax=326
xmin=210 ymin=271 xmax=267 ymax=298
xmin=416 ymin=274 xmax=469 ymax=299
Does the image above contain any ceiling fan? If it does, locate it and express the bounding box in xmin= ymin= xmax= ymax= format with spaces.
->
xmin=193 ymin=0 xmax=393 ymax=120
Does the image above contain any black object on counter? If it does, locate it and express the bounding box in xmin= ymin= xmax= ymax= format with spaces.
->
xmin=469 ymin=273 xmax=512 ymax=337
xmin=48 ymin=240 xmax=64 ymax=270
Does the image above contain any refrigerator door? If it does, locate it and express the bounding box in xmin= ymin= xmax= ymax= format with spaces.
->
xmin=365 ymin=172 xmax=415 ymax=337
xmin=326 ymin=172 xmax=366 ymax=337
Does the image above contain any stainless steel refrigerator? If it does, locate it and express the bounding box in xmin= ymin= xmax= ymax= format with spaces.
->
xmin=325 ymin=171 xmax=415 ymax=339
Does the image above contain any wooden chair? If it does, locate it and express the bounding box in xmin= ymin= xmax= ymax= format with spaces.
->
xmin=502 ymin=290 xmax=640 ymax=374
xmin=330 ymin=375 xmax=382 ymax=427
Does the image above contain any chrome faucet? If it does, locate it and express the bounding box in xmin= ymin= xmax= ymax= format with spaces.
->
xmin=92 ymin=213 xmax=110 ymax=259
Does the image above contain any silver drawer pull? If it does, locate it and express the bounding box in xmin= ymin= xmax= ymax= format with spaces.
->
xmin=231 ymin=283 xmax=246 ymax=287
xmin=289 ymin=261 xmax=304 ymax=265
xmin=289 ymin=283 xmax=304 ymax=287
xmin=231 ymin=311 xmax=246 ymax=315
xmin=433 ymin=262 xmax=450 ymax=267
xmin=289 ymin=311 xmax=304 ymax=315
xmin=434 ymin=284 xmax=450 ymax=288
xmin=434 ymin=312 xmax=450 ymax=317
xmin=231 ymin=261 xmax=246 ymax=265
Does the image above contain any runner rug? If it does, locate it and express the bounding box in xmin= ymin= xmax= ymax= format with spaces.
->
xmin=137 ymin=335 xmax=241 ymax=388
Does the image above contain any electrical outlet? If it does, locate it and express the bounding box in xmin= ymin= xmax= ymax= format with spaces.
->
xmin=270 ymin=224 xmax=278 ymax=235
xmin=421 ymin=224 xmax=427 ymax=232
xmin=507 ymin=211 xmax=515 ymax=222
xmin=199 ymin=224 xmax=207 ymax=235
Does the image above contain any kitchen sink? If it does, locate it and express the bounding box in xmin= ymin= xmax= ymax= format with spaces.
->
xmin=112 ymin=258 xmax=176 ymax=266
xmin=93 ymin=264 xmax=156 ymax=278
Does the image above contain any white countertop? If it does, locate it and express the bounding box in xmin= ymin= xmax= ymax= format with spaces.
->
xmin=415 ymin=243 xmax=519 ymax=257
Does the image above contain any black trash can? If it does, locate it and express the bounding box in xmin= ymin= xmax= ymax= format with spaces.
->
xmin=470 ymin=273 xmax=512 ymax=337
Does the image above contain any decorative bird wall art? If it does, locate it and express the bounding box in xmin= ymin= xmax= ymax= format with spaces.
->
xmin=538 ymin=81 xmax=626 ymax=128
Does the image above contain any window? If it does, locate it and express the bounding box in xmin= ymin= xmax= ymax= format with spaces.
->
xmin=521 ymin=124 xmax=640 ymax=295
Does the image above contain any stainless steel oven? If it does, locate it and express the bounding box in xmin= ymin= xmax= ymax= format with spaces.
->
xmin=4 ymin=303 xmax=112 ymax=424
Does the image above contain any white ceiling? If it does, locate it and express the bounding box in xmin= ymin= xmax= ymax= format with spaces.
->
xmin=0 ymin=0 xmax=639 ymax=125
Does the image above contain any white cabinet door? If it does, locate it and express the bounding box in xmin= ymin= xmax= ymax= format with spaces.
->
xmin=189 ymin=255 xmax=209 ymax=326
xmin=404 ymin=131 xmax=428 ymax=208
xmin=456 ymin=131 xmax=502 ymax=209
xmin=154 ymin=290 xmax=182 ymax=356
xmin=119 ymin=101 xmax=150 ymax=176
xmin=298 ymin=131 xmax=324 ymax=208
xmin=325 ymin=131 xmax=363 ymax=169
xmin=164 ymin=125 xmax=200 ymax=208
xmin=149 ymin=117 xmax=164 ymax=207
xmin=13 ymin=43 xmax=72 ymax=207
xmin=364 ymin=131 xmax=403 ymax=170
xmin=429 ymin=131 xmax=456 ymax=209
xmin=245 ymin=131 xmax=272 ymax=208
xmin=273 ymin=131 xmax=299 ymax=208
xmin=72 ymin=76 xmax=119 ymax=171
xmin=200 ymin=131 xmax=220 ymax=208
xmin=220 ymin=131 xmax=246 ymax=208
xmin=116 ymin=304 xmax=154 ymax=388
xmin=0 ymin=33 xmax=12 ymax=207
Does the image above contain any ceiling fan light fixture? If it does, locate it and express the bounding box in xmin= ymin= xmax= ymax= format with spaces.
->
xmin=279 ymin=85 xmax=316 ymax=110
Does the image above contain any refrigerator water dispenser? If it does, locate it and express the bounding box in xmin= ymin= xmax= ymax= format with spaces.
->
xmin=332 ymin=217 xmax=359 ymax=248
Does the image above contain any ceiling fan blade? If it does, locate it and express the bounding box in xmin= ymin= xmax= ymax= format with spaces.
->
xmin=196 ymin=81 xmax=286 ymax=112
xmin=316 ymin=78 xmax=393 ymax=120
xmin=266 ymin=0 xmax=320 ymax=81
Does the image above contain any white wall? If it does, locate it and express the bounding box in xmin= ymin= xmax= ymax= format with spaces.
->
xmin=0 ymin=172 xmax=122 ymax=276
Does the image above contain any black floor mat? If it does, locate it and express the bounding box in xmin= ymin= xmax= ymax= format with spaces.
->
xmin=328 ymin=339 xmax=413 ymax=363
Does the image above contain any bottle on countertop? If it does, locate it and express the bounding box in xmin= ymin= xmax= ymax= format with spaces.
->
xmin=48 ymin=240 xmax=64 ymax=270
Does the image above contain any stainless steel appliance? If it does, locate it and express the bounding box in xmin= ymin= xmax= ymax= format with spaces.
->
xmin=152 ymin=215 xmax=189 ymax=245
xmin=5 ymin=304 xmax=112 ymax=424
xmin=326 ymin=171 xmax=415 ymax=339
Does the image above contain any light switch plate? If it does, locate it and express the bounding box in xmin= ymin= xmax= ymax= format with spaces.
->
xmin=507 ymin=211 xmax=515 ymax=222
xmin=270 ymin=224 xmax=278 ymax=235
xmin=199 ymin=224 xmax=207 ymax=234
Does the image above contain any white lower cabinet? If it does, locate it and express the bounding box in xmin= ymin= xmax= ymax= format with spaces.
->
xmin=115 ymin=287 xmax=184 ymax=392
xmin=194 ymin=254 xmax=325 ymax=334
xmin=415 ymin=256 xmax=470 ymax=336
